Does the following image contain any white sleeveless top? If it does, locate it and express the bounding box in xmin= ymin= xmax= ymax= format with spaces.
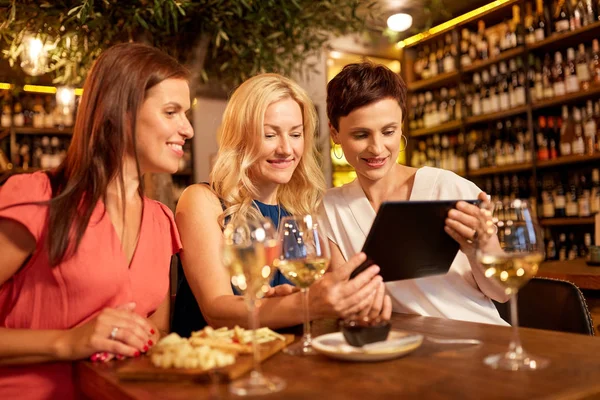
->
xmin=319 ymin=166 xmax=508 ymax=326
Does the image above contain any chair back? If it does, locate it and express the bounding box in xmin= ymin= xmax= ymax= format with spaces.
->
xmin=493 ymin=277 xmax=595 ymax=336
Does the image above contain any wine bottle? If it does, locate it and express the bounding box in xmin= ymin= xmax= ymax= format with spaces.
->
xmin=554 ymin=0 xmax=572 ymax=33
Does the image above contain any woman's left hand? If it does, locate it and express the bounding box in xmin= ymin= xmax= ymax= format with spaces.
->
xmin=444 ymin=191 xmax=495 ymax=259
xmin=90 ymin=315 xmax=161 ymax=363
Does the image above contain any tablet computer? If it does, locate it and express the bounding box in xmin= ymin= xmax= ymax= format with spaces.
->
xmin=349 ymin=200 xmax=480 ymax=281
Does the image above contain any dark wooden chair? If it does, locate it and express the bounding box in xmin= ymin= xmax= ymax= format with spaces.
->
xmin=493 ymin=277 xmax=595 ymax=336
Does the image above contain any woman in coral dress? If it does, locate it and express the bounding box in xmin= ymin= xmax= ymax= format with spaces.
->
xmin=0 ymin=43 xmax=193 ymax=399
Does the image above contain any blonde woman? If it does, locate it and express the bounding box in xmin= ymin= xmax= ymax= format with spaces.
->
xmin=173 ymin=73 xmax=390 ymax=336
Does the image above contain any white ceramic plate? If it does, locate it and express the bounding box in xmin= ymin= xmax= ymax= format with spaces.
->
xmin=312 ymin=330 xmax=423 ymax=362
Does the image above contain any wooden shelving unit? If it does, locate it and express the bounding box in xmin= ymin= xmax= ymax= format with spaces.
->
xmin=539 ymin=217 xmax=596 ymax=226
xmin=462 ymin=46 xmax=525 ymax=74
xmin=537 ymin=153 xmax=600 ymax=169
xmin=528 ymin=21 xmax=600 ymax=52
xmin=467 ymin=162 xmax=533 ymax=177
xmin=402 ymin=3 xmax=600 ymax=214
xmin=408 ymin=71 xmax=460 ymax=92
xmin=464 ymin=105 xmax=529 ymax=126
xmin=532 ymin=84 xmax=600 ymax=111
xmin=410 ymin=120 xmax=462 ymax=137
xmin=11 ymin=127 xmax=73 ymax=135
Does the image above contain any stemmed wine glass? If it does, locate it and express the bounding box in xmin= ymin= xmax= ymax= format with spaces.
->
xmin=275 ymin=214 xmax=331 ymax=356
xmin=477 ymin=199 xmax=549 ymax=371
xmin=222 ymin=217 xmax=286 ymax=395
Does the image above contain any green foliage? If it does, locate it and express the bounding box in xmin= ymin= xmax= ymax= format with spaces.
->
xmin=0 ymin=0 xmax=374 ymax=88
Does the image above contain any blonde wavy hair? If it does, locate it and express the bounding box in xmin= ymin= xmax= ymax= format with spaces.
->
xmin=210 ymin=73 xmax=326 ymax=227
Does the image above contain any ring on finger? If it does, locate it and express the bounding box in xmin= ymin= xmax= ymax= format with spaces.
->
xmin=109 ymin=326 xmax=119 ymax=340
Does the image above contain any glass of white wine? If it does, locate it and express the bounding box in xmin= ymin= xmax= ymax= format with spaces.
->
xmin=222 ymin=217 xmax=286 ymax=395
xmin=275 ymin=214 xmax=330 ymax=356
xmin=477 ymin=199 xmax=549 ymax=371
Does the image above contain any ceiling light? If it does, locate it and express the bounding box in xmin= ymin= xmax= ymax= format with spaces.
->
xmin=329 ymin=51 xmax=343 ymax=59
xmin=387 ymin=13 xmax=413 ymax=32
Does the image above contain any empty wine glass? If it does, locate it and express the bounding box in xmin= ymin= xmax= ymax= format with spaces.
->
xmin=477 ymin=199 xmax=549 ymax=371
xmin=222 ymin=216 xmax=286 ymax=395
xmin=275 ymin=214 xmax=330 ymax=356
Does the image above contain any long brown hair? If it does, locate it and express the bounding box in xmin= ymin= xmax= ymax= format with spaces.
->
xmin=46 ymin=43 xmax=189 ymax=266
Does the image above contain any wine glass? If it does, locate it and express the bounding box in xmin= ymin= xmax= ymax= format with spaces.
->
xmin=275 ymin=214 xmax=331 ymax=356
xmin=477 ymin=199 xmax=549 ymax=371
xmin=222 ymin=217 xmax=286 ymax=395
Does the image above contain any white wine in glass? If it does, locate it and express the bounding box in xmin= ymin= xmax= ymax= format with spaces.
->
xmin=477 ymin=199 xmax=549 ymax=371
xmin=222 ymin=217 xmax=286 ymax=396
xmin=275 ymin=215 xmax=330 ymax=356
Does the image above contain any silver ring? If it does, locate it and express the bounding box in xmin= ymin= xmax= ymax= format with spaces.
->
xmin=110 ymin=326 xmax=119 ymax=340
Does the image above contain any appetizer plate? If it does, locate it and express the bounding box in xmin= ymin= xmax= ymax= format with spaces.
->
xmin=312 ymin=330 xmax=423 ymax=362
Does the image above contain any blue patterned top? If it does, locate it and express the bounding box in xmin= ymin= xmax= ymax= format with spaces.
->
xmin=248 ymin=200 xmax=293 ymax=288
xmin=172 ymin=197 xmax=293 ymax=337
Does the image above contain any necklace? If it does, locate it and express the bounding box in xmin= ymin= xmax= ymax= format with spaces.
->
xmin=252 ymin=199 xmax=282 ymax=223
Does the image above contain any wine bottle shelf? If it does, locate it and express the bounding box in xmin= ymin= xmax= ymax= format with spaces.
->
xmin=532 ymin=84 xmax=600 ymax=111
xmin=539 ymin=217 xmax=596 ymax=226
xmin=464 ymin=105 xmax=529 ymax=126
xmin=462 ymin=46 xmax=525 ymax=74
xmin=467 ymin=162 xmax=533 ymax=177
xmin=528 ymin=21 xmax=600 ymax=53
xmin=10 ymin=127 xmax=73 ymax=135
xmin=410 ymin=120 xmax=462 ymax=137
xmin=536 ymin=153 xmax=600 ymax=169
xmin=408 ymin=71 xmax=459 ymax=92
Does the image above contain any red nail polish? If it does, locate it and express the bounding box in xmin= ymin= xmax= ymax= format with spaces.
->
xmin=150 ymin=329 xmax=155 ymax=334
xmin=148 ymin=339 xmax=153 ymax=346
xmin=90 ymin=353 xmax=99 ymax=362
xmin=134 ymin=351 xmax=141 ymax=357
xmin=143 ymin=345 xmax=148 ymax=352
xmin=116 ymin=354 xmax=124 ymax=360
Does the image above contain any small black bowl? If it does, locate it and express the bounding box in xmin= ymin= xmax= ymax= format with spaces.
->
xmin=340 ymin=317 xmax=391 ymax=347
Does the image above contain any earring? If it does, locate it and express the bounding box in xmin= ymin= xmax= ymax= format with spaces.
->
xmin=333 ymin=145 xmax=344 ymax=160
xmin=399 ymin=135 xmax=408 ymax=153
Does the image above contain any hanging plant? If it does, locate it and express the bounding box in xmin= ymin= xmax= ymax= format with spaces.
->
xmin=0 ymin=0 xmax=376 ymax=88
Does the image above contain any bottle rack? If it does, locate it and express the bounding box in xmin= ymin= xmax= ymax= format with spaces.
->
xmin=401 ymin=0 xmax=600 ymax=262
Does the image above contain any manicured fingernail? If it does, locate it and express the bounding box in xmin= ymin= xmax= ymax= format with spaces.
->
xmin=134 ymin=351 xmax=141 ymax=357
xmin=90 ymin=353 xmax=99 ymax=362
xmin=150 ymin=329 xmax=155 ymax=334
xmin=148 ymin=340 xmax=153 ymax=346
xmin=116 ymin=354 xmax=125 ymax=360
xmin=143 ymin=345 xmax=149 ymax=352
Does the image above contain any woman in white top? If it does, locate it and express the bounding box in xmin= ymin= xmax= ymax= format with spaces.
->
xmin=320 ymin=62 xmax=509 ymax=325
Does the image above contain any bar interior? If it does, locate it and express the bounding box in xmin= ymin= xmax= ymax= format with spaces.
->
xmin=1 ymin=0 xmax=600 ymax=398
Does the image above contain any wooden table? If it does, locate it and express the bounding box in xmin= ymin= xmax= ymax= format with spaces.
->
xmin=76 ymin=314 xmax=600 ymax=400
xmin=538 ymin=259 xmax=600 ymax=290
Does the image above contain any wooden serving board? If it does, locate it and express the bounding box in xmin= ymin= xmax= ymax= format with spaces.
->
xmin=116 ymin=334 xmax=294 ymax=382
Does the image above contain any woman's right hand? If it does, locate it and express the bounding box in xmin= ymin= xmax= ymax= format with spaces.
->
xmin=309 ymin=253 xmax=383 ymax=319
xmin=55 ymin=302 xmax=154 ymax=361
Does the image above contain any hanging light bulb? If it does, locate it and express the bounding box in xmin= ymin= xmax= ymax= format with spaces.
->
xmin=56 ymin=86 xmax=75 ymax=127
xmin=387 ymin=13 xmax=413 ymax=32
xmin=20 ymin=35 xmax=48 ymax=76
xmin=56 ymin=86 xmax=75 ymax=109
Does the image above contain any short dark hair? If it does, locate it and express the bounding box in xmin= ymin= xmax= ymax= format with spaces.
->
xmin=326 ymin=61 xmax=407 ymax=131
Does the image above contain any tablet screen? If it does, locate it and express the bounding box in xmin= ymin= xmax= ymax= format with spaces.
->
xmin=350 ymin=200 xmax=480 ymax=281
